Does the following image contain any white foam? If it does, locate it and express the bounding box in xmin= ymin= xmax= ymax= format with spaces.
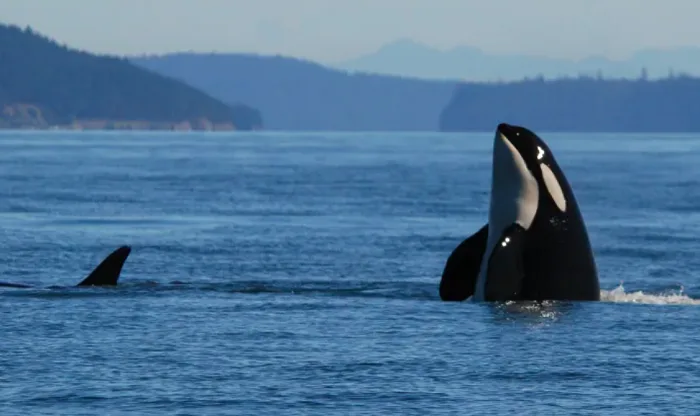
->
xmin=601 ymin=282 xmax=700 ymax=305
xmin=464 ymin=282 xmax=700 ymax=306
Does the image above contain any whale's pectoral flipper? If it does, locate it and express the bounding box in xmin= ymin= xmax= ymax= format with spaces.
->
xmin=439 ymin=224 xmax=489 ymax=301
xmin=483 ymin=224 xmax=527 ymax=302
xmin=76 ymin=245 xmax=132 ymax=287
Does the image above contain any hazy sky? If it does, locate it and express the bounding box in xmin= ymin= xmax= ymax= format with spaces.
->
xmin=2 ymin=0 xmax=700 ymax=62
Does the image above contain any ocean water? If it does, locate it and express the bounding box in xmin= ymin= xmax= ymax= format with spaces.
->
xmin=0 ymin=131 xmax=700 ymax=415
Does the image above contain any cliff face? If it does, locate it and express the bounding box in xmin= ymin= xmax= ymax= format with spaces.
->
xmin=439 ymin=75 xmax=700 ymax=132
xmin=0 ymin=24 xmax=263 ymax=131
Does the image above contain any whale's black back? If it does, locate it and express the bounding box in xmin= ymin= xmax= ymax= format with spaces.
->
xmin=518 ymin=153 xmax=600 ymax=301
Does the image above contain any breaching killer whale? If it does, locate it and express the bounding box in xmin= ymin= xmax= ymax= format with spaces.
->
xmin=439 ymin=123 xmax=600 ymax=302
xmin=0 ymin=245 xmax=131 ymax=289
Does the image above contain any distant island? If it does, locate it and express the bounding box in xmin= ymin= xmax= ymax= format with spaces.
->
xmin=131 ymin=53 xmax=456 ymax=132
xmin=0 ymin=24 xmax=263 ymax=131
xmin=440 ymin=74 xmax=700 ymax=132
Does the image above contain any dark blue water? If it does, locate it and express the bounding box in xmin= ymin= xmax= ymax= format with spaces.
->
xmin=1 ymin=131 xmax=700 ymax=415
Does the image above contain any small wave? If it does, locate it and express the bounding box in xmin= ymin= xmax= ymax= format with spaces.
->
xmin=3 ymin=278 xmax=700 ymax=305
xmin=600 ymin=282 xmax=700 ymax=305
xmin=0 ymin=279 xmax=437 ymax=301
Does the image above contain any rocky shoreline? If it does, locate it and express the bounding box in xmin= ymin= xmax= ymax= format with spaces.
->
xmin=0 ymin=103 xmax=260 ymax=131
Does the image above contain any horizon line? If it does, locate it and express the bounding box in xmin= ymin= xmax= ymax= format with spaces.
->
xmin=7 ymin=22 xmax=700 ymax=68
xmin=7 ymin=23 xmax=700 ymax=85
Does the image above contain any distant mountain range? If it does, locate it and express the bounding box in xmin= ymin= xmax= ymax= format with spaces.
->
xmin=334 ymin=39 xmax=700 ymax=82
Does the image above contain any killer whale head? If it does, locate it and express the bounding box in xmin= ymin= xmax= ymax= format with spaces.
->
xmin=489 ymin=122 xmax=569 ymax=234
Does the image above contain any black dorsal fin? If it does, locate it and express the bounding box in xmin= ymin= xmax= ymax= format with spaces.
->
xmin=76 ymin=245 xmax=132 ymax=287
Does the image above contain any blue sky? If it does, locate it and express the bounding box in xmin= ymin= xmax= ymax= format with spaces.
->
xmin=2 ymin=0 xmax=699 ymax=62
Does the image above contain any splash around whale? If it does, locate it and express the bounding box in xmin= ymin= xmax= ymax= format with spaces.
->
xmin=439 ymin=123 xmax=600 ymax=302
xmin=0 ymin=245 xmax=132 ymax=289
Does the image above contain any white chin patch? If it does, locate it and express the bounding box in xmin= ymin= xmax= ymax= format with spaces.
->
xmin=473 ymin=132 xmax=539 ymax=301
xmin=540 ymin=163 xmax=567 ymax=212
xmin=489 ymin=133 xmax=539 ymax=232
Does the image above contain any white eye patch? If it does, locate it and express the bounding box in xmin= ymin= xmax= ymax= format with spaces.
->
xmin=540 ymin=163 xmax=567 ymax=212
